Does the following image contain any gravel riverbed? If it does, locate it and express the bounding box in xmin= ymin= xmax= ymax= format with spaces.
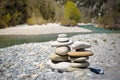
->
xmin=0 ymin=23 xmax=91 ymax=35
xmin=0 ymin=33 xmax=120 ymax=80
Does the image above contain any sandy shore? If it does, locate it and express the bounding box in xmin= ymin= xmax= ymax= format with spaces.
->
xmin=0 ymin=23 xmax=92 ymax=35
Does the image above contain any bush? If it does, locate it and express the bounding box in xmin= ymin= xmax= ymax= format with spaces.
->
xmin=27 ymin=17 xmax=47 ymax=25
xmin=54 ymin=4 xmax=64 ymax=22
xmin=62 ymin=0 xmax=81 ymax=26
xmin=0 ymin=0 xmax=27 ymax=28
xmin=39 ymin=0 xmax=55 ymax=20
xmin=0 ymin=13 xmax=11 ymax=28
xmin=97 ymin=12 xmax=120 ymax=30
xmin=26 ymin=18 xmax=36 ymax=25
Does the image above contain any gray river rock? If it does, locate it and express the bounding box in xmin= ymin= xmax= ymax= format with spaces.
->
xmin=71 ymin=41 xmax=91 ymax=49
xmin=57 ymin=38 xmax=69 ymax=42
xmin=55 ymin=46 xmax=70 ymax=55
xmin=51 ymin=40 xmax=73 ymax=47
xmin=50 ymin=53 xmax=69 ymax=61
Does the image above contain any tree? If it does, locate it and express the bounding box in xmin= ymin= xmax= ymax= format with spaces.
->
xmin=0 ymin=0 xmax=27 ymax=28
xmin=63 ymin=0 xmax=81 ymax=23
xmin=39 ymin=0 xmax=55 ymax=20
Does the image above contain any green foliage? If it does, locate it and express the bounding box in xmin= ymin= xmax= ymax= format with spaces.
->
xmin=0 ymin=13 xmax=11 ymax=28
xmin=97 ymin=0 xmax=120 ymax=29
xmin=0 ymin=0 xmax=120 ymax=29
xmin=64 ymin=1 xmax=81 ymax=22
xmin=97 ymin=14 xmax=114 ymax=26
xmin=97 ymin=12 xmax=120 ymax=29
xmin=62 ymin=0 xmax=81 ymax=26
xmin=54 ymin=3 xmax=64 ymax=22
xmin=26 ymin=0 xmax=55 ymax=24
xmin=112 ymin=12 xmax=120 ymax=24
xmin=11 ymin=11 xmax=23 ymax=26
xmin=39 ymin=0 xmax=55 ymax=20
xmin=26 ymin=18 xmax=36 ymax=25
xmin=0 ymin=0 xmax=27 ymax=28
xmin=26 ymin=0 xmax=43 ymax=23
xmin=26 ymin=17 xmax=47 ymax=25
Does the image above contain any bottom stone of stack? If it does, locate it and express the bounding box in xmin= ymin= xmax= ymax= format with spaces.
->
xmin=47 ymin=60 xmax=89 ymax=72
xmin=50 ymin=53 xmax=69 ymax=62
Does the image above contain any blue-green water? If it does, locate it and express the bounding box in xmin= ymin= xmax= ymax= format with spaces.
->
xmin=0 ymin=25 xmax=120 ymax=48
xmin=0 ymin=33 xmax=81 ymax=48
xmin=80 ymin=25 xmax=120 ymax=33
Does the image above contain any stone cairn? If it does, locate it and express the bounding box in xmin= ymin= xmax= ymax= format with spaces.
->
xmin=47 ymin=34 xmax=93 ymax=72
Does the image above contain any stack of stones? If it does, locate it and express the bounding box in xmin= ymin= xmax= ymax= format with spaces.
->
xmin=50 ymin=34 xmax=72 ymax=62
xmin=47 ymin=34 xmax=93 ymax=72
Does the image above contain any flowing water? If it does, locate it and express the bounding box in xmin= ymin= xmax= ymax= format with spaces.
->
xmin=0 ymin=25 xmax=120 ymax=48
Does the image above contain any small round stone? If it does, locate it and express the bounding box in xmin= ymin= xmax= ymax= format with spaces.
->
xmin=49 ymin=53 xmax=69 ymax=61
xmin=51 ymin=40 xmax=73 ymax=47
xmin=58 ymin=34 xmax=67 ymax=38
xmin=55 ymin=46 xmax=70 ymax=55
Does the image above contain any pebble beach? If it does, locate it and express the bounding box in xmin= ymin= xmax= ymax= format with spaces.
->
xmin=0 ymin=33 xmax=120 ymax=80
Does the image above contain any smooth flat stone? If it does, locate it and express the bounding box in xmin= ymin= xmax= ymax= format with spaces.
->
xmin=51 ymin=40 xmax=73 ymax=47
xmin=71 ymin=41 xmax=91 ymax=49
xmin=47 ymin=60 xmax=88 ymax=72
xmin=50 ymin=53 xmax=69 ymax=61
xmin=55 ymin=46 xmax=70 ymax=55
xmin=47 ymin=60 xmax=72 ymax=72
xmin=58 ymin=34 xmax=67 ymax=38
xmin=70 ymin=61 xmax=89 ymax=68
xmin=68 ymin=56 xmax=89 ymax=62
xmin=67 ymin=51 xmax=93 ymax=57
xmin=57 ymin=38 xmax=69 ymax=42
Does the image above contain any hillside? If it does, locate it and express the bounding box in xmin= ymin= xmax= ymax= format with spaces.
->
xmin=0 ymin=0 xmax=120 ymax=29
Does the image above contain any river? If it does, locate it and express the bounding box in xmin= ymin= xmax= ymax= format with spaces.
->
xmin=0 ymin=25 xmax=120 ymax=48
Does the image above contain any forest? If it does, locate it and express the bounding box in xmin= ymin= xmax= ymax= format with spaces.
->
xmin=0 ymin=0 xmax=120 ymax=29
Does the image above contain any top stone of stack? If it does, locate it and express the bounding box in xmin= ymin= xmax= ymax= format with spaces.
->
xmin=51 ymin=34 xmax=73 ymax=47
xmin=58 ymin=34 xmax=67 ymax=38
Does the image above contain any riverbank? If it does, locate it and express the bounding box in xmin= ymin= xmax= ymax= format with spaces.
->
xmin=0 ymin=23 xmax=92 ymax=35
xmin=0 ymin=33 xmax=120 ymax=80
